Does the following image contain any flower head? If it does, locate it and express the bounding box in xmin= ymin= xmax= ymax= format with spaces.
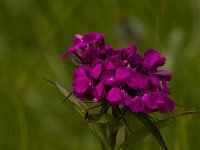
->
xmin=61 ymin=32 xmax=175 ymax=114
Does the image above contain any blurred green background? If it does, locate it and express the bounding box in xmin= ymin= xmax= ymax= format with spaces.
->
xmin=1 ymin=0 xmax=200 ymax=149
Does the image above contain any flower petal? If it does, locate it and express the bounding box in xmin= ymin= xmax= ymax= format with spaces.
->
xmin=59 ymin=47 xmax=76 ymax=60
xmin=106 ymin=87 xmax=121 ymax=104
xmin=165 ymin=97 xmax=175 ymax=112
xmin=115 ymin=67 xmax=131 ymax=83
xmin=73 ymin=67 xmax=87 ymax=77
xmin=121 ymin=90 xmax=132 ymax=106
xmin=129 ymin=96 xmax=142 ymax=113
xmin=82 ymin=46 xmax=100 ymax=63
xmin=143 ymin=49 xmax=166 ymax=70
xmin=73 ymin=67 xmax=91 ymax=93
xmin=73 ymin=77 xmax=91 ymax=93
xmin=148 ymin=75 xmax=160 ymax=88
xmin=90 ymin=64 xmax=102 ymax=79
xmin=161 ymin=80 xmax=171 ymax=94
xmin=130 ymin=43 xmax=137 ymax=55
xmin=83 ymin=32 xmax=104 ymax=45
xmin=127 ymin=71 xmax=148 ymax=91
xmin=101 ymin=43 xmax=114 ymax=54
xmin=152 ymin=91 xmax=165 ymax=104
xmin=105 ymin=55 xmax=119 ymax=70
xmin=154 ymin=70 xmax=172 ymax=81
xmin=60 ymin=34 xmax=84 ymax=60
xmin=159 ymin=95 xmax=175 ymax=113
xmin=93 ymin=82 xmax=105 ymax=103
xmin=142 ymin=94 xmax=158 ymax=110
xmin=101 ymin=71 xmax=116 ymax=86
xmin=73 ymin=34 xmax=83 ymax=45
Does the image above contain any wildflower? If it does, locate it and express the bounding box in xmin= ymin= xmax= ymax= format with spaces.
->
xmin=60 ymin=32 xmax=175 ymax=114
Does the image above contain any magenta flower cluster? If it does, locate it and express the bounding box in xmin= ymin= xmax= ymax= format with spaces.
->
xmin=60 ymin=32 xmax=175 ymax=114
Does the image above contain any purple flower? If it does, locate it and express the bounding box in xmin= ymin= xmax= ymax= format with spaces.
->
xmin=126 ymin=70 xmax=148 ymax=91
xmin=101 ymin=67 xmax=131 ymax=86
xmin=101 ymin=43 xmax=114 ymax=54
xmin=129 ymin=91 xmax=175 ymax=114
xmin=93 ymin=82 xmax=106 ymax=103
xmin=153 ymin=70 xmax=172 ymax=81
xmin=72 ymin=66 xmax=91 ymax=94
xmin=82 ymin=32 xmax=104 ymax=45
xmin=101 ymin=71 xmax=116 ymax=86
xmin=106 ymin=87 xmax=122 ymax=104
xmin=90 ymin=63 xmax=102 ymax=79
xmin=129 ymin=96 xmax=142 ymax=113
xmin=159 ymin=95 xmax=175 ymax=113
xmin=161 ymin=80 xmax=171 ymax=94
xmin=121 ymin=90 xmax=132 ymax=106
xmin=81 ymin=46 xmax=100 ymax=63
xmin=60 ymin=32 xmax=104 ymax=63
xmin=61 ymin=32 xmax=175 ymax=114
xmin=105 ymin=55 xmax=119 ymax=70
xmin=148 ymin=75 xmax=160 ymax=89
xmin=143 ymin=49 xmax=166 ymax=71
xmin=115 ymin=67 xmax=131 ymax=83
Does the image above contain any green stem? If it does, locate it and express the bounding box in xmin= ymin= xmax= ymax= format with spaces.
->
xmin=109 ymin=105 xmax=121 ymax=150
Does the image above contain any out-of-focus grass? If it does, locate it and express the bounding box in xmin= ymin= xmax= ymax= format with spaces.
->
xmin=0 ymin=0 xmax=200 ymax=149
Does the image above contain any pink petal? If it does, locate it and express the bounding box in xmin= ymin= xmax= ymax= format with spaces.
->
xmin=154 ymin=70 xmax=172 ymax=81
xmin=73 ymin=67 xmax=91 ymax=93
xmin=59 ymin=47 xmax=76 ymax=60
xmin=115 ymin=67 xmax=131 ymax=83
xmin=158 ymin=95 xmax=175 ymax=113
xmin=143 ymin=49 xmax=166 ymax=70
xmin=73 ymin=34 xmax=83 ymax=45
xmin=93 ymin=82 xmax=105 ymax=103
xmin=161 ymin=80 xmax=171 ymax=94
xmin=101 ymin=43 xmax=114 ymax=54
xmin=129 ymin=96 xmax=142 ymax=113
xmin=90 ymin=64 xmax=102 ymax=79
xmin=82 ymin=46 xmax=100 ymax=63
xmin=121 ymin=90 xmax=132 ymax=106
xmin=142 ymin=94 xmax=158 ymax=110
xmin=106 ymin=87 xmax=121 ymax=104
xmin=148 ymin=75 xmax=160 ymax=88
xmin=83 ymin=32 xmax=104 ymax=44
xmin=105 ymin=55 xmax=119 ymax=70
xmin=73 ymin=77 xmax=91 ymax=93
xmin=130 ymin=43 xmax=137 ymax=55
xmin=73 ymin=67 xmax=87 ymax=77
xmin=101 ymin=71 xmax=116 ymax=86
xmin=127 ymin=71 xmax=148 ymax=91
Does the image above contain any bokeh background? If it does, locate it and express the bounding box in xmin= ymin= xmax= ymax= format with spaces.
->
xmin=1 ymin=0 xmax=200 ymax=149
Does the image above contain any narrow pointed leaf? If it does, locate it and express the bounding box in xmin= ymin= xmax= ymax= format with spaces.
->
xmin=134 ymin=113 xmax=168 ymax=150
xmin=55 ymin=81 xmax=88 ymax=115
xmin=45 ymin=78 xmax=110 ymax=149
xmin=44 ymin=77 xmax=88 ymax=116
xmin=118 ymin=111 xmax=200 ymax=149
xmin=176 ymin=103 xmax=200 ymax=111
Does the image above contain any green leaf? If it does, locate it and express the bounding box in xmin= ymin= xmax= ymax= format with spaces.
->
xmin=45 ymin=78 xmax=110 ymax=149
xmin=54 ymin=81 xmax=88 ymax=116
xmin=134 ymin=113 xmax=168 ymax=150
xmin=119 ymin=111 xmax=200 ymax=149
xmin=176 ymin=103 xmax=200 ymax=111
xmin=44 ymin=77 xmax=88 ymax=116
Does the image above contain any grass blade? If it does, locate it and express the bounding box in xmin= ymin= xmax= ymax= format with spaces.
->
xmin=134 ymin=113 xmax=168 ymax=150
xmin=118 ymin=111 xmax=200 ymax=149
